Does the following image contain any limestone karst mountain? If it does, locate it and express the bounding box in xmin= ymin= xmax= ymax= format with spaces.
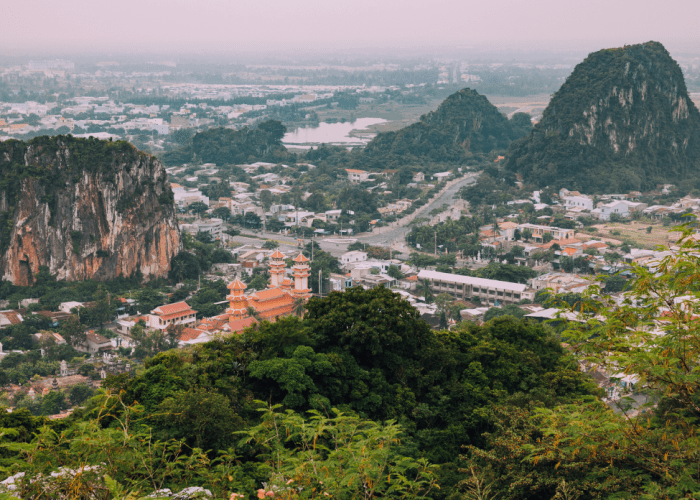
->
xmin=0 ymin=135 xmax=180 ymax=285
xmin=505 ymin=41 xmax=700 ymax=192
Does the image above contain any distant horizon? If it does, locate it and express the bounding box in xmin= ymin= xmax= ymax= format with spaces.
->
xmin=2 ymin=0 xmax=698 ymax=60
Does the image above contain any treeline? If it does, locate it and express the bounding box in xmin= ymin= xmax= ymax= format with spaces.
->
xmin=0 ymin=286 xmax=592 ymax=498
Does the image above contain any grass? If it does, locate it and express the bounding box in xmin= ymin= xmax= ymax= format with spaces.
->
xmin=577 ymin=221 xmax=679 ymax=249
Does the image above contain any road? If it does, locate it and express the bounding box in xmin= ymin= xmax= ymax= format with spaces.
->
xmin=354 ymin=174 xmax=478 ymax=248
xmin=223 ymin=173 xmax=479 ymax=258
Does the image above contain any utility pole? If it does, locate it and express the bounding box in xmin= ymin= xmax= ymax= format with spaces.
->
xmin=435 ymin=231 xmax=437 ymax=256
xmin=319 ymin=269 xmax=322 ymax=298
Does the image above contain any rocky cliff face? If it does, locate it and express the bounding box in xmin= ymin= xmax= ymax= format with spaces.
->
xmin=505 ymin=41 xmax=700 ymax=193
xmin=0 ymin=136 xmax=181 ymax=285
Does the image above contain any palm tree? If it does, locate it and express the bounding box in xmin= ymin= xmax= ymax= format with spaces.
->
xmin=292 ymin=297 xmax=305 ymax=318
xmin=418 ymin=279 xmax=434 ymax=304
xmin=246 ymin=306 xmax=261 ymax=321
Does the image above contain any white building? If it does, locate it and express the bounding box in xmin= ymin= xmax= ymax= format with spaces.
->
xmin=345 ymin=169 xmax=370 ymax=184
xmin=341 ymin=251 xmax=368 ymax=267
xmin=517 ymin=224 xmax=576 ymax=242
xmin=563 ymin=195 xmax=594 ymax=211
xmin=194 ymin=218 xmax=224 ymax=240
xmin=417 ymin=270 xmax=535 ymax=305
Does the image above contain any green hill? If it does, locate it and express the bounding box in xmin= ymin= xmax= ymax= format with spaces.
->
xmin=360 ymin=88 xmax=532 ymax=168
xmin=161 ymin=120 xmax=288 ymax=166
xmin=505 ymin=41 xmax=700 ymax=193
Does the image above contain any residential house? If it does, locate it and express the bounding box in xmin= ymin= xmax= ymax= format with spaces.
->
xmin=345 ymin=169 xmax=369 ymax=184
xmin=517 ymin=223 xmax=575 ymax=242
xmin=148 ymin=302 xmax=198 ymax=330
xmin=413 ymin=172 xmax=425 ymax=182
xmin=340 ymin=250 xmax=368 ymax=267
xmin=563 ymin=195 xmax=594 ymax=211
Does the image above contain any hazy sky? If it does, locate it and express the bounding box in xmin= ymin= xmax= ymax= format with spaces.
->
xmin=2 ymin=0 xmax=699 ymax=56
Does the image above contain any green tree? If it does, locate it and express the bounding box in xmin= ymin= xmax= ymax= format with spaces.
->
xmin=60 ymin=314 xmax=86 ymax=348
xmin=188 ymin=201 xmax=208 ymax=216
xmin=521 ymin=228 xmax=532 ymax=241
xmin=387 ymin=264 xmax=403 ymax=279
xmin=211 ymin=206 xmax=232 ymax=221
xmin=241 ymin=404 xmax=438 ymax=500
xmin=154 ymin=387 xmax=242 ymax=451
xmin=68 ymin=383 xmax=95 ymax=406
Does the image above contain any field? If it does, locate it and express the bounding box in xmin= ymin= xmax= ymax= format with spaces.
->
xmin=312 ymin=93 xmax=554 ymax=135
xmin=576 ymin=221 xmax=679 ymax=249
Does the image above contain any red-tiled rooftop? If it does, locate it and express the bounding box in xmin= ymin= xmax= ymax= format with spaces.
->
xmin=294 ymin=253 xmax=309 ymax=263
xmin=228 ymin=279 xmax=247 ymax=291
xmin=250 ymin=288 xmax=288 ymax=301
xmin=229 ymin=317 xmax=257 ymax=334
xmin=270 ymin=250 xmax=285 ymax=259
xmin=152 ymin=301 xmax=194 ymax=315
xmin=178 ymin=327 xmax=207 ymax=342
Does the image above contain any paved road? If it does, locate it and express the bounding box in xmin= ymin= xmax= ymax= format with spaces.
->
xmin=223 ymin=173 xmax=479 ymax=258
xmin=355 ymin=174 xmax=478 ymax=247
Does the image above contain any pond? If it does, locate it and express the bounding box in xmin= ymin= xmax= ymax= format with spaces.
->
xmin=282 ymin=117 xmax=386 ymax=146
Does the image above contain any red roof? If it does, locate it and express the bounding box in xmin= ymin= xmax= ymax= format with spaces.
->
xmin=229 ymin=317 xmax=257 ymax=334
xmin=270 ymin=250 xmax=285 ymax=259
xmin=294 ymin=253 xmax=309 ymax=263
xmin=405 ymin=275 xmax=418 ymax=281
xmin=251 ymin=288 xmax=288 ymax=301
xmin=228 ymin=279 xmax=247 ymax=291
xmin=159 ymin=309 xmax=197 ymax=321
xmin=178 ymin=328 xmax=207 ymax=342
xmin=562 ymin=247 xmax=578 ymax=256
xmin=152 ymin=301 xmax=193 ymax=315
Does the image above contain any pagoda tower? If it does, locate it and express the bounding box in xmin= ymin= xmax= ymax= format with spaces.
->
xmin=226 ymin=278 xmax=249 ymax=321
xmin=292 ymin=252 xmax=312 ymax=299
xmin=268 ymin=250 xmax=286 ymax=288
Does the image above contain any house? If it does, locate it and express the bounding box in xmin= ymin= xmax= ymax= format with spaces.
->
xmin=413 ymin=172 xmax=425 ymax=182
xmin=497 ymin=221 xmax=519 ymax=240
xmin=345 ymin=169 xmax=369 ymax=184
xmin=0 ymin=310 xmax=23 ymax=329
xmin=595 ymin=200 xmax=630 ymax=220
xmin=563 ymin=195 xmax=593 ymax=211
xmin=59 ymin=301 xmax=83 ymax=314
xmin=177 ymin=328 xmax=213 ymax=347
xmin=517 ymin=223 xmax=575 ymax=242
xmin=31 ymin=331 xmax=66 ymax=346
xmin=433 ymin=172 xmax=453 ymax=182
xmin=75 ymin=332 xmax=114 ymax=355
xmin=329 ymin=273 xmax=353 ymax=292
xmin=148 ymin=302 xmax=198 ymax=330
xmin=341 ymin=250 xmax=368 ymax=267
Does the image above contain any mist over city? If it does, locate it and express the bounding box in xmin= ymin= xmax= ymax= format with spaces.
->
xmin=2 ymin=1 xmax=700 ymax=499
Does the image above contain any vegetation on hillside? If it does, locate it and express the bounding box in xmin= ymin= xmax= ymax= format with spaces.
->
xmin=505 ymin=41 xmax=700 ymax=193
xmin=161 ymin=120 xmax=289 ymax=166
xmin=361 ymin=88 xmax=532 ymax=169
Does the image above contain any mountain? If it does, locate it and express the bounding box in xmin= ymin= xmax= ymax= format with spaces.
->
xmin=360 ymin=88 xmax=532 ymax=168
xmin=505 ymin=41 xmax=700 ymax=193
xmin=161 ymin=120 xmax=288 ymax=166
xmin=0 ymin=136 xmax=180 ymax=285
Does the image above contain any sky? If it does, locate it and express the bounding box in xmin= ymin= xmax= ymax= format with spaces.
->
xmin=1 ymin=0 xmax=699 ymax=56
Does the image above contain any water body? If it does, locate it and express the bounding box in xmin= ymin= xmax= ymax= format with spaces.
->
xmin=282 ymin=117 xmax=386 ymax=146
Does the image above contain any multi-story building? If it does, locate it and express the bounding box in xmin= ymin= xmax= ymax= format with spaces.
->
xmin=345 ymin=169 xmax=370 ymax=183
xmin=417 ymin=270 xmax=534 ymax=305
xmin=517 ymin=223 xmax=575 ymax=242
xmin=148 ymin=302 xmax=198 ymax=330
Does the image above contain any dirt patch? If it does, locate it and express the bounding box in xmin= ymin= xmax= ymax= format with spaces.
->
xmin=578 ymin=222 xmax=679 ymax=249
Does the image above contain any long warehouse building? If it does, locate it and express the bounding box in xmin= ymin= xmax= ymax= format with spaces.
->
xmin=417 ymin=270 xmax=535 ymax=305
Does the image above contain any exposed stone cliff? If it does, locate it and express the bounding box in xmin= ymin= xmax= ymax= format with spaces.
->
xmin=0 ymin=136 xmax=181 ymax=285
xmin=505 ymin=41 xmax=700 ymax=193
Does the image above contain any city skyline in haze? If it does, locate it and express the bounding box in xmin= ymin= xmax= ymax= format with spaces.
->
xmin=2 ymin=0 xmax=699 ymax=58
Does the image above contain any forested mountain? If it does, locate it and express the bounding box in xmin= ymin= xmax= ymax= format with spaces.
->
xmin=161 ymin=120 xmax=289 ymax=166
xmin=359 ymin=88 xmax=532 ymax=169
xmin=505 ymin=41 xmax=700 ymax=193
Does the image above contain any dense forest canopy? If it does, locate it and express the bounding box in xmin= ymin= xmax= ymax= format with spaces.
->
xmin=360 ymin=88 xmax=532 ymax=170
xmin=161 ymin=120 xmax=289 ymax=166
xmin=505 ymin=41 xmax=700 ymax=193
